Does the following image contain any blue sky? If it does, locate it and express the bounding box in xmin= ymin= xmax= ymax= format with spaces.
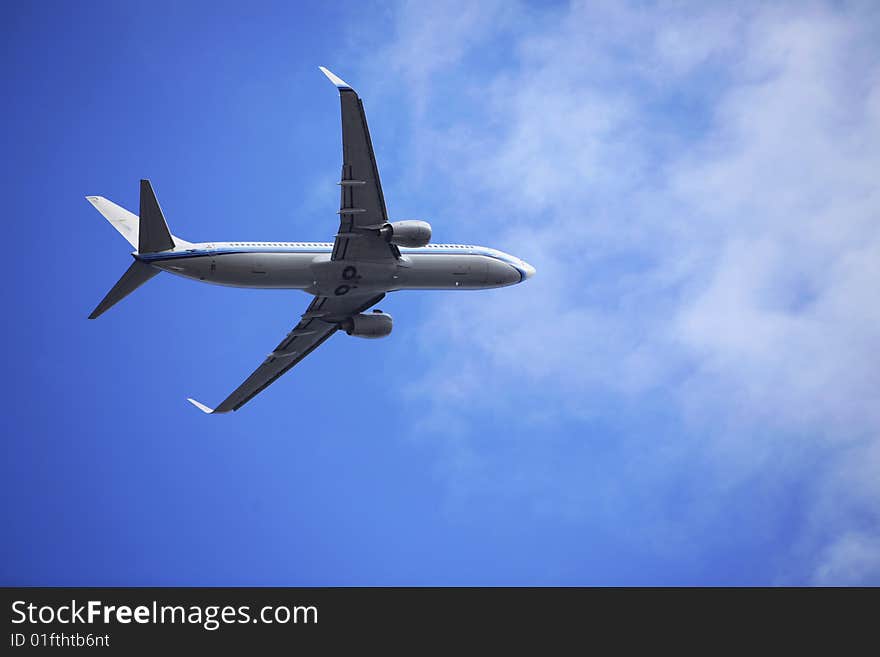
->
xmin=2 ymin=0 xmax=879 ymax=585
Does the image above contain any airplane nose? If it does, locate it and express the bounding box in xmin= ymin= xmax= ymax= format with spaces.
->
xmin=520 ymin=261 xmax=536 ymax=280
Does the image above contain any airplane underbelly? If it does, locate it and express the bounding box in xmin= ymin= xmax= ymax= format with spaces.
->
xmin=156 ymin=253 xmax=315 ymax=289
xmin=398 ymin=254 xmax=490 ymax=289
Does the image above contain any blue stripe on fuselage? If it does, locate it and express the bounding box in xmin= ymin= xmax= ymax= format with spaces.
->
xmin=137 ymin=244 xmax=524 ymax=269
xmin=136 ymin=247 xmax=331 ymax=262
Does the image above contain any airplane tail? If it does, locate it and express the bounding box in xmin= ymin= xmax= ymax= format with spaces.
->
xmin=88 ymin=260 xmax=160 ymax=319
xmin=86 ymin=179 xmax=189 ymax=319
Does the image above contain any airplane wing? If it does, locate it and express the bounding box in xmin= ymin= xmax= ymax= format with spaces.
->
xmin=320 ymin=67 xmax=399 ymax=263
xmin=188 ymin=293 xmax=384 ymax=414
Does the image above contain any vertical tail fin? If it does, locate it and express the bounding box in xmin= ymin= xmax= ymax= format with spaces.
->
xmin=88 ymin=260 xmax=160 ymax=319
xmin=138 ymin=179 xmax=175 ymax=253
xmin=85 ymin=196 xmax=140 ymax=248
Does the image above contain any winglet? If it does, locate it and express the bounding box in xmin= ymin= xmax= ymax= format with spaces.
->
xmin=319 ymin=66 xmax=353 ymax=91
xmin=187 ymin=398 xmax=220 ymax=414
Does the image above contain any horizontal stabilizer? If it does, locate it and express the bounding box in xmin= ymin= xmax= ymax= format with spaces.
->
xmin=88 ymin=260 xmax=160 ymax=319
xmin=138 ymin=179 xmax=175 ymax=253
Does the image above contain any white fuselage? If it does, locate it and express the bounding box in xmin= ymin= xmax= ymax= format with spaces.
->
xmin=139 ymin=241 xmax=535 ymax=297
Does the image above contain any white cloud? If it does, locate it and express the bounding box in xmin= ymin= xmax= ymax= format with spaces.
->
xmin=373 ymin=1 xmax=880 ymax=584
xmin=813 ymin=532 xmax=880 ymax=586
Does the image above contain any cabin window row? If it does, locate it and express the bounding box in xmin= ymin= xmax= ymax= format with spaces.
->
xmin=229 ymin=243 xmax=330 ymax=247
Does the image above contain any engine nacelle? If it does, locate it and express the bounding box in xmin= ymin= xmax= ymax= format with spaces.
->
xmin=340 ymin=310 xmax=393 ymax=339
xmin=379 ymin=220 xmax=432 ymax=248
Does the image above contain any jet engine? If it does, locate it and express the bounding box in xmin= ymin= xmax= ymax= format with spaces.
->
xmin=379 ymin=220 xmax=432 ymax=248
xmin=340 ymin=310 xmax=393 ymax=339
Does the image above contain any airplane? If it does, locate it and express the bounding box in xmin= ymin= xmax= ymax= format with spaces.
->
xmin=86 ymin=67 xmax=535 ymax=414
